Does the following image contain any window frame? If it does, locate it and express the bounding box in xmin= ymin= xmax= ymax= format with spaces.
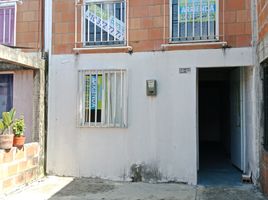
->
xmin=82 ymin=0 xmax=127 ymax=48
xmin=0 ymin=1 xmax=17 ymax=46
xmin=0 ymin=73 xmax=14 ymax=115
xmin=78 ymin=69 xmax=128 ymax=128
xmin=169 ymin=0 xmax=219 ymax=43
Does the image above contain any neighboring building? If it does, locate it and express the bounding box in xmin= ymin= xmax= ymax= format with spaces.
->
xmin=46 ymin=0 xmax=259 ymax=185
xmin=257 ymin=0 xmax=268 ymax=196
xmin=0 ymin=0 xmax=44 ymax=142
xmin=0 ymin=0 xmax=45 ymax=193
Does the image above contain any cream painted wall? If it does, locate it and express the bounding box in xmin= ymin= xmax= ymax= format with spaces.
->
xmin=47 ymin=47 xmax=254 ymax=184
xmin=13 ymin=70 xmax=34 ymax=143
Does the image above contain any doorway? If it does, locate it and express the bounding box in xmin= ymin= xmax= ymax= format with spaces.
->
xmin=198 ymin=67 xmax=245 ymax=186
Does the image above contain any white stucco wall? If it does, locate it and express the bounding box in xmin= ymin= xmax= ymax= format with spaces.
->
xmin=47 ymin=47 xmax=253 ymax=185
xmin=13 ymin=70 xmax=34 ymax=143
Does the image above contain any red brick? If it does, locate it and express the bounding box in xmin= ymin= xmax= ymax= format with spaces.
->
xmin=130 ymin=18 xmax=141 ymax=30
xmin=148 ymin=5 xmax=162 ymax=16
xmin=236 ymin=35 xmax=251 ymax=47
xmin=148 ymin=28 xmax=162 ymax=40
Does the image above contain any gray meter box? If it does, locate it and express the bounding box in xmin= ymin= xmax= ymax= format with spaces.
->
xmin=146 ymin=80 xmax=157 ymax=96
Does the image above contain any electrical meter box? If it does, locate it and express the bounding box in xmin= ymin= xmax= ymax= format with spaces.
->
xmin=146 ymin=80 xmax=157 ymax=96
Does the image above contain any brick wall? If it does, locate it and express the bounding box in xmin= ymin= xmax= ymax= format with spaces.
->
xmin=16 ymin=0 xmax=42 ymax=51
xmin=0 ymin=143 xmax=41 ymax=193
xmin=257 ymin=0 xmax=268 ymax=42
xmin=52 ymin=0 xmax=252 ymax=54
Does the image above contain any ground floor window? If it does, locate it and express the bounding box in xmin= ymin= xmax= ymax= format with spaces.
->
xmin=79 ymin=69 xmax=127 ymax=128
xmin=264 ymin=64 xmax=268 ymax=150
xmin=0 ymin=74 xmax=13 ymax=114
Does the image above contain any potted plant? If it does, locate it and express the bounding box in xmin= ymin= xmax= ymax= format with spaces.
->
xmin=0 ymin=108 xmax=16 ymax=150
xmin=13 ymin=117 xmax=25 ymax=148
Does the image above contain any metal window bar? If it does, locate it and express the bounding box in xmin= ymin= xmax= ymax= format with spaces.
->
xmin=83 ymin=1 xmax=125 ymax=46
xmin=264 ymin=66 xmax=268 ymax=150
xmin=113 ymin=3 xmax=116 ymax=41
xmin=113 ymin=72 xmax=117 ymax=126
xmin=173 ymin=0 xmax=217 ymax=41
xmin=3 ymin=8 xmax=6 ymax=44
xmin=120 ymin=70 xmax=123 ymax=127
xmin=107 ymin=72 xmax=111 ymax=126
xmin=120 ymin=2 xmax=123 ymax=40
xmin=192 ymin=0 xmax=195 ymax=39
xmin=208 ymin=0 xmax=210 ymax=38
xmin=94 ymin=71 xmax=98 ymax=126
xmin=185 ymin=0 xmax=187 ymax=39
xmin=88 ymin=74 xmax=92 ymax=126
xmin=101 ymin=71 xmax=106 ymax=125
xmin=100 ymin=4 xmax=103 ymax=42
xmin=177 ymin=0 xmax=180 ymax=39
xmin=80 ymin=70 xmax=127 ymax=128
xmin=200 ymin=0 xmax=202 ymax=38
xmin=107 ymin=3 xmax=110 ymax=42
xmin=94 ymin=5 xmax=97 ymax=42
xmin=8 ymin=8 xmax=11 ymax=43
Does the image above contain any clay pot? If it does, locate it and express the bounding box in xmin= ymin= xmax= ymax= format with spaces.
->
xmin=13 ymin=136 xmax=25 ymax=148
xmin=0 ymin=134 xmax=14 ymax=150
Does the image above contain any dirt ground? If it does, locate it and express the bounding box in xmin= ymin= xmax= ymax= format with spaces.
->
xmin=2 ymin=176 xmax=268 ymax=200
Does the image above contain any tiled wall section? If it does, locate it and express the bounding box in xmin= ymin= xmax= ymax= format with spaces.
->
xmin=257 ymin=0 xmax=268 ymax=42
xmin=52 ymin=0 xmax=252 ymax=54
xmin=261 ymin=149 xmax=268 ymax=196
xmin=0 ymin=143 xmax=41 ymax=193
xmin=16 ymin=0 xmax=42 ymax=50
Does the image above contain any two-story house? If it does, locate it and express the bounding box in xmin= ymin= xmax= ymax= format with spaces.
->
xmin=0 ymin=0 xmax=44 ymax=142
xmin=46 ymin=0 xmax=259 ymax=185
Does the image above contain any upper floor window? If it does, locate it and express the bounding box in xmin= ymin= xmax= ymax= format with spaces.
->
xmin=0 ymin=3 xmax=15 ymax=46
xmin=171 ymin=0 xmax=218 ymax=42
xmin=83 ymin=0 xmax=126 ymax=47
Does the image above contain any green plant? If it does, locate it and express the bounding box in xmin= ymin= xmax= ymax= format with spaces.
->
xmin=0 ymin=108 xmax=16 ymax=135
xmin=13 ymin=117 xmax=25 ymax=137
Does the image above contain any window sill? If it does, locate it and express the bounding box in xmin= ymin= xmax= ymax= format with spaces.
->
xmin=161 ymin=41 xmax=228 ymax=51
xmin=73 ymin=46 xmax=133 ymax=54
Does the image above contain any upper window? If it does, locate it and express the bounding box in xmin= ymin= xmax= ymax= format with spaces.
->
xmin=171 ymin=0 xmax=218 ymax=42
xmin=78 ymin=69 xmax=128 ymax=128
xmin=0 ymin=3 xmax=15 ymax=46
xmin=83 ymin=0 xmax=126 ymax=47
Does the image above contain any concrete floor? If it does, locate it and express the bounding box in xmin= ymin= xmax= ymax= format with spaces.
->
xmin=198 ymin=142 xmax=242 ymax=186
xmin=2 ymin=176 xmax=267 ymax=200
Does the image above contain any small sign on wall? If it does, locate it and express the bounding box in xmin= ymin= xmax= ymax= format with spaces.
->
xmin=146 ymin=80 xmax=157 ymax=96
xmin=179 ymin=68 xmax=191 ymax=74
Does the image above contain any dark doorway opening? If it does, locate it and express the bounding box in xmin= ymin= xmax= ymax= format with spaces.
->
xmin=198 ymin=68 xmax=242 ymax=186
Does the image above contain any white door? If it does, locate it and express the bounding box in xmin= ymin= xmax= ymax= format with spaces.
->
xmin=230 ymin=68 xmax=245 ymax=171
